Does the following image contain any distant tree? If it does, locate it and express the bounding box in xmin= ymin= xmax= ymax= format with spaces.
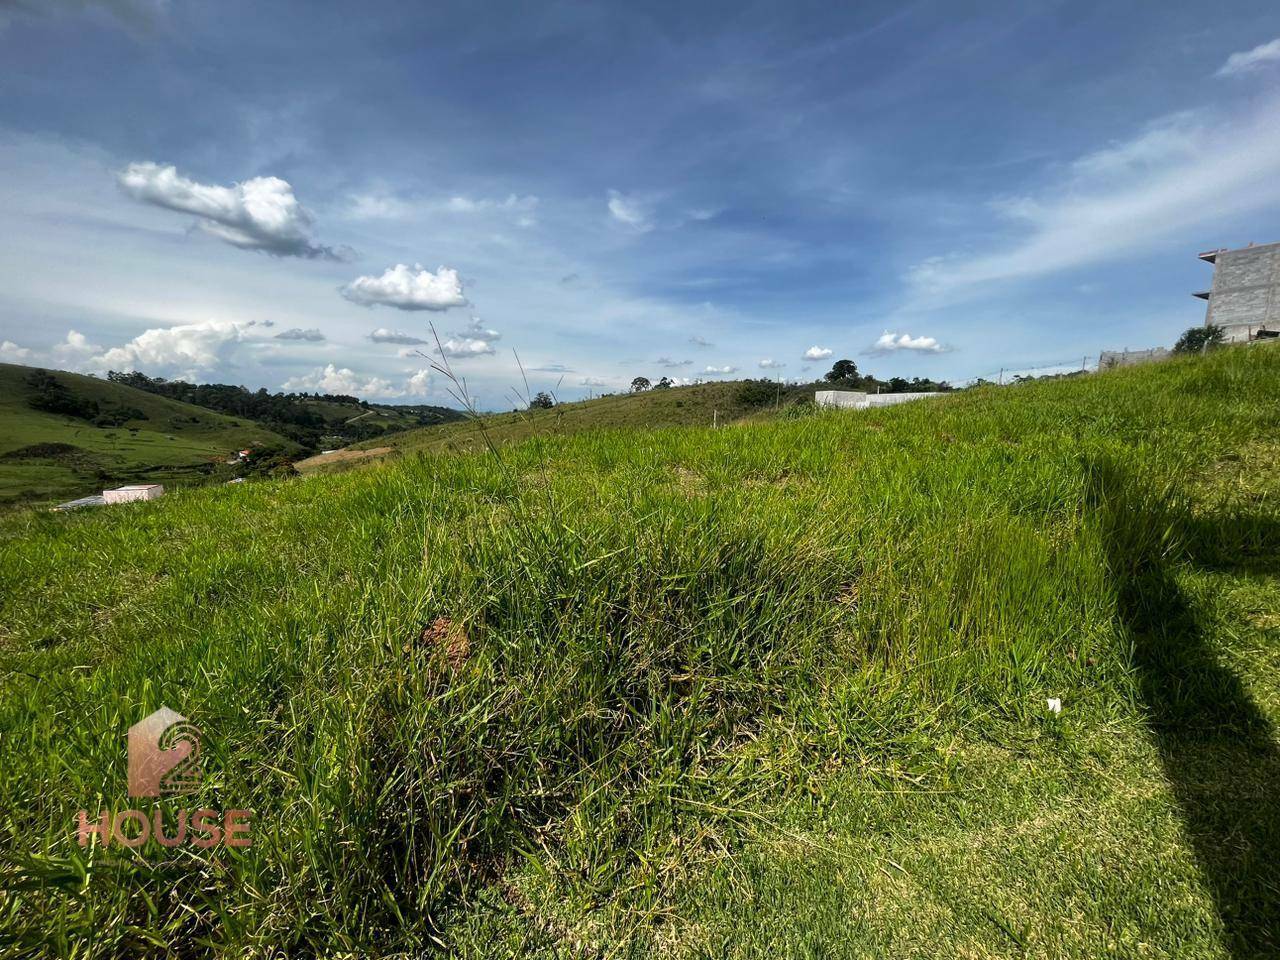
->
xmin=529 ymin=391 xmax=554 ymax=409
xmin=655 ymin=376 xmax=673 ymax=389
xmin=735 ymin=379 xmax=777 ymax=407
xmin=886 ymin=376 xmax=910 ymax=393
xmin=26 ymin=371 xmax=99 ymax=421
xmin=1174 ymin=324 xmax=1225 ymax=354
xmin=824 ymin=359 xmax=859 ymax=385
xmin=631 ymin=376 xmax=651 ymax=392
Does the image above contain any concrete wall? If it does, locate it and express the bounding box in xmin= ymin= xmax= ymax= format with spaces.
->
xmin=1204 ymin=242 xmax=1280 ymax=343
xmin=866 ymin=392 xmax=944 ymax=407
xmin=1099 ymin=347 xmax=1170 ymax=369
xmin=815 ymin=390 xmax=867 ymax=409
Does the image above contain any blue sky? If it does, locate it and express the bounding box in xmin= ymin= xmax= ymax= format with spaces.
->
xmin=1 ymin=0 xmax=1279 ymax=405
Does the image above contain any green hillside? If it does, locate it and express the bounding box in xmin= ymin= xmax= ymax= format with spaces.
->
xmin=0 ymin=363 xmax=302 ymax=506
xmin=3 ymin=346 xmax=1280 ymax=957
xmin=106 ymin=369 xmax=466 ymax=449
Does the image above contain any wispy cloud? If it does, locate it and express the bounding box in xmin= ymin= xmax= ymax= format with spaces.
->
xmin=1216 ymin=37 xmax=1280 ymax=77
xmin=368 ymin=328 xmax=428 ymax=345
xmin=908 ymin=93 xmax=1280 ymax=295
xmin=274 ymin=327 xmax=325 ymax=342
xmin=607 ymin=190 xmax=652 ymax=231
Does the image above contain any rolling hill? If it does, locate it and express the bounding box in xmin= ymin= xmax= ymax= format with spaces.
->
xmin=0 ymin=363 xmax=302 ymax=506
xmin=297 ymin=378 xmax=820 ymax=471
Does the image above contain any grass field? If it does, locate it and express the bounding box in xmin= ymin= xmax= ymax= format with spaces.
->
xmin=0 ymin=364 xmax=301 ymax=506
xmin=1 ymin=346 xmax=1279 ymax=957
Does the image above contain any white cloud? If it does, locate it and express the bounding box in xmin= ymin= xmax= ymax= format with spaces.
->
xmin=344 ymin=192 xmax=414 ymax=220
xmin=51 ymin=330 xmax=101 ymax=365
xmin=274 ymin=327 xmax=325 ymax=342
xmin=608 ymin=190 xmax=652 ymax=231
xmin=802 ymin=345 xmax=833 ymax=361
xmin=86 ymin=319 xmax=250 ymax=378
xmin=345 ymin=191 xmax=538 ymax=226
xmin=579 ymin=376 xmax=611 ymax=387
xmin=369 ymin=327 xmax=429 ymax=345
xmin=341 ymin=264 xmax=467 ymax=311
xmin=118 ymin=162 xmax=344 ymax=259
xmin=1069 ymin=113 xmax=1202 ymax=179
xmin=758 ymin=358 xmax=785 ymax=369
xmin=0 ymin=340 xmax=33 ymax=362
xmin=282 ymin=363 xmax=402 ymax=399
xmin=530 ymin=362 xmax=573 ymax=373
xmin=702 ymin=364 xmax=737 ymax=375
xmin=908 ymin=93 xmax=1280 ymax=294
xmin=866 ymin=331 xmax=948 ymax=356
xmin=405 ymin=368 xmax=432 ymax=395
xmin=1217 ymin=38 xmax=1280 ymax=77
xmin=437 ymin=337 xmax=495 ymax=358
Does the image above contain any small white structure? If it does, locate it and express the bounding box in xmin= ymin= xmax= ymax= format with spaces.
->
xmin=815 ymin=390 xmax=867 ymax=409
xmin=102 ymin=484 xmax=165 ymax=504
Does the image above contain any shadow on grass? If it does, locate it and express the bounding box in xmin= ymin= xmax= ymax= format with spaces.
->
xmin=1089 ymin=459 xmax=1280 ymax=958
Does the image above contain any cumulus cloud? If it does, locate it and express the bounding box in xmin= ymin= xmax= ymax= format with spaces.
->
xmin=758 ymin=358 xmax=785 ymax=369
xmin=866 ymin=331 xmax=948 ymax=356
xmin=85 ymin=319 xmax=250 ymax=378
xmin=118 ymin=162 xmax=345 ymax=259
xmin=341 ymin=264 xmax=467 ymax=311
xmin=405 ymin=368 xmax=432 ymax=395
xmin=281 ymin=363 xmax=403 ymax=399
xmin=274 ymin=327 xmax=325 ymax=342
xmin=656 ymin=356 xmax=692 ymax=368
xmin=0 ymin=340 xmax=33 ymax=362
xmin=702 ymin=364 xmax=737 ymax=375
xmin=436 ymin=337 xmax=496 ymax=359
xmin=1217 ymin=38 xmax=1280 ymax=77
xmin=607 ymin=190 xmax=652 ymax=231
xmin=689 ymin=335 xmax=714 ymax=348
xmin=368 ymin=327 xmax=429 ymax=345
xmin=51 ymin=330 xmax=100 ymax=364
xmin=802 ymin=346 xmax=833 ymax=361
xmin=579 ymin=376 xmax=611 ymax=387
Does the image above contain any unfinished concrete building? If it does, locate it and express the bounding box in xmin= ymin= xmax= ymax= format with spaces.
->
xmin=1195 ymin=241 xmax=1280 ymax=343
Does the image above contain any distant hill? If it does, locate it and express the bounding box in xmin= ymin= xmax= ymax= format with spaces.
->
xmin=296 ymin=379 xmax=825 ymax=471
xmin=0 ymin=363 xmax=302 ymax=506
xmin=106 ymin=371 xmax=466 ymax=451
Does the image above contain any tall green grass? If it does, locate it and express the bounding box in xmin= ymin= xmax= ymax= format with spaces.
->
xmin=1 ymin=346 xmax=1277 ymax=956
